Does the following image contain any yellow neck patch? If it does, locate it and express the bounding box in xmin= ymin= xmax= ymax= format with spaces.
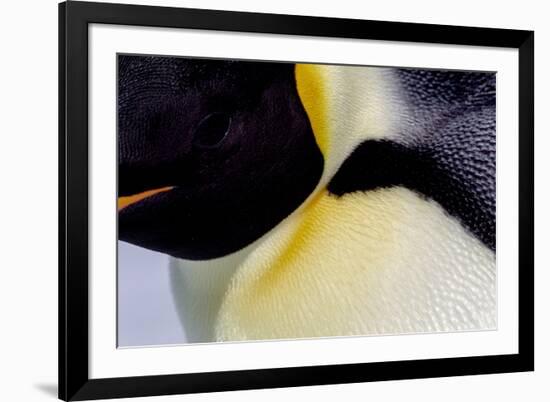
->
xmin=295 ymin=64 xmax=330 ymax=157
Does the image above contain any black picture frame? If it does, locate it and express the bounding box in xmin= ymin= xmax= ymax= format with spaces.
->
xmin=59 ymin=1 xmax=534 ymax=400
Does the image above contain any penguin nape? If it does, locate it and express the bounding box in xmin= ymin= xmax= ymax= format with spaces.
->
xmin=118 ymin=55 xmax=496 ymax=343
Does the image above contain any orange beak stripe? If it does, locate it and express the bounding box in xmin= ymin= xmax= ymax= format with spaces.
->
xmin=118 ymin=186 xmax=173 ymax=211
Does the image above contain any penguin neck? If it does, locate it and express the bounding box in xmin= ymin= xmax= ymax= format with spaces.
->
xmin=169 ymin=241 xmax=259 ymax=343
xmin=296 ymin=64 xmax=406 ymax=187
xmin=168 ymin=135 xmax=325 ymax=342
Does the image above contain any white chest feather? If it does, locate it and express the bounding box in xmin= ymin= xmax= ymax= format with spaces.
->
xmin=171 ymin=187 xmax=495 ymax=342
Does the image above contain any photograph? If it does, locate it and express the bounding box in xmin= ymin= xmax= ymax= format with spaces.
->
xmin=55 ymin=2 xmax=535 ymax=399
xmin=117 ymin=54 xmax=497 ymax=346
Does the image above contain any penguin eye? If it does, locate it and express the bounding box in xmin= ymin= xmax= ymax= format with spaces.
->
xmin=193 ymin=112 xmax=231 ymax=149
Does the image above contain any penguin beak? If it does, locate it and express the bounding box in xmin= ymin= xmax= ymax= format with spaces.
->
xmin=118 ymin=186 xmax=174 ymax=211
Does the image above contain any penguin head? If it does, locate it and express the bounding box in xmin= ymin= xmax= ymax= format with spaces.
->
xmin=118 ymin=55 xmax=323 ymax=260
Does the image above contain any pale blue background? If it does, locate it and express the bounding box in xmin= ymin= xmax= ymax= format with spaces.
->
xmin=117 ymin=241 xmax=187 ymax=347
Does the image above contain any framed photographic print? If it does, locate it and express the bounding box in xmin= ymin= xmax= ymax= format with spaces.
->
xmin=59 ymin=1 xmax=534 ymax=400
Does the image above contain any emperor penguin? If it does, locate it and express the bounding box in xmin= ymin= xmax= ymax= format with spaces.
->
xmin=118 ymin=55 xmax=496 ymax=343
